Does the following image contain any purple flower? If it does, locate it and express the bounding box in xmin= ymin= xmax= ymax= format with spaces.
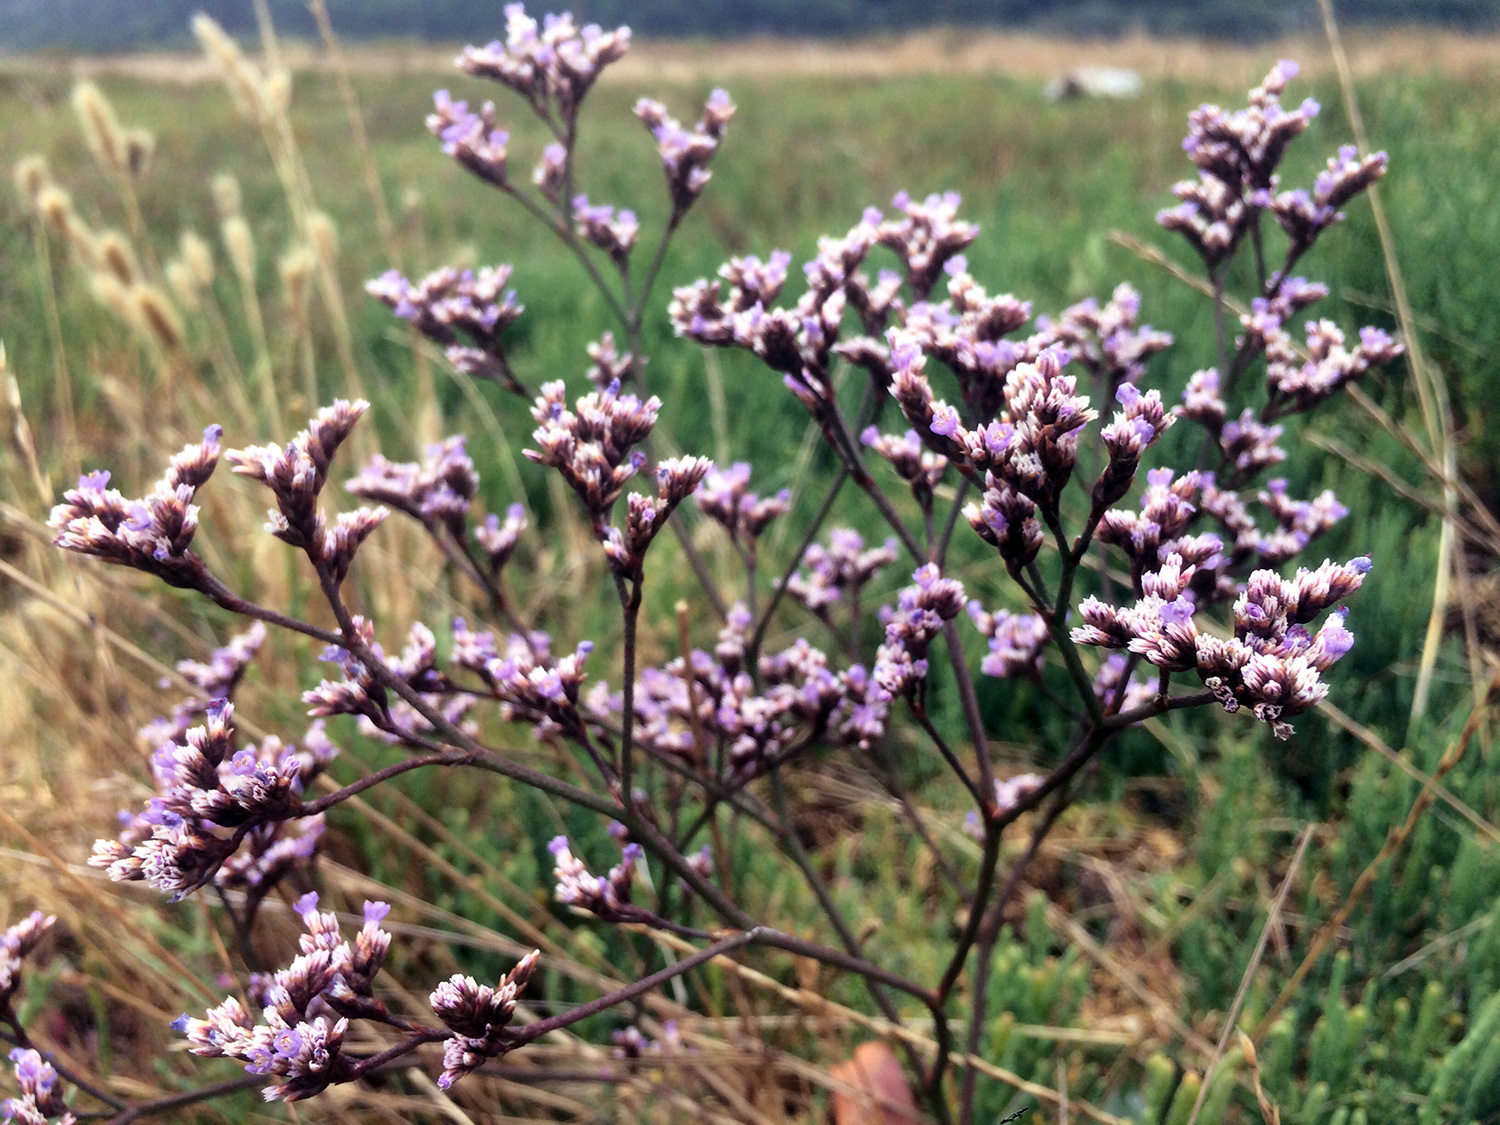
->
xmin=967 ymin=602 xmax=1050 ymax=680
xmin=636 ymin=88 xmax=735 ymax=216
xmin=453 ymin=6 xmax=630 ymax=128
xmin=430 ymin=950 xmax=540 ymax=1089
xmin=1071 ymin=557 xmax=1372 ymax=738
xmin=548 ymin=837 xmax=642 ymax=920
xmin=346 ymin=435 xmax=478 ymax=536
xmin=367 ymin=265 xmax=525 ymax=393
xmin=175 ymin=894 xmax=397 ymax=1100
xmin=783 ymin=529 xmax=897 ymax=616
xmin=140 ymin=622 xmax=267 ymax=752
xmin=525 ymin=378 xmax=660 ymax=521
xmin=228 ymin=400 xmax=373 ymax=571
xmin=1046 ymin=283 xmax=1171 ymax=391
xmin=572 ymin=193 xmax=639 ymax=262
xmin=697 ymin=462 xmax=791 ymax=543
xmin=1 ymin=913 xmax=55 ymax=1013
xmin=49 ymin=424 xmax=227 ymax=589
xmin=4 ymin=1048 xmax=73 ymax=1125
xmin=533 ymin=141 xmax=567 ymax=201
xmin=873 ymin=564 xmax=966 ymax=700
xmin=875 ymin=190 xmax=978 ymax=299
xmin=475 ymin=502 xmax=527 ymax=573
xmin=94 ymin=699 xmax=339 ymax=900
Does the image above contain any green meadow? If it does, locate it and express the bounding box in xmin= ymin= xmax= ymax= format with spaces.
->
xmin=0 ymin=25 xmax=1498 ymax=1123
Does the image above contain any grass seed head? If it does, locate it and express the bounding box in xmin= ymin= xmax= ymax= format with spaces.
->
xmin=72 ymin=81 xmax=129 ymax=178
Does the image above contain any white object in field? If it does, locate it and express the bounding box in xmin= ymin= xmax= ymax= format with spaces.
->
xmin=1044 ymin=66 xmax=1145 ymax=101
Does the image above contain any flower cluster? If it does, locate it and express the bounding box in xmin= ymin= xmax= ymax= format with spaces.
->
xmin=671 ymin=192 xmax=982 ymax=422
xmin=611 ymin=605 xmax=888 ymax=774
xmin=428 ymin=89 xmax=512 ymax=188
xmin=140 ymin=623 xmax=266 ymax=748
xmin=47 ymin=425 xmax=221 ymax=588
xmin=875 ymin=191 xmax=980 ymax=300
xmin=668 ymin=57 xmax=1400 ymax=750
xmin=3 ymin=1050 xmax=74 ymax=1125
xmin=584 ymin=332 xmax=636 ymax=389
xmin=305 ymin=619 xmax=451 ymax=736
xmin=899 ymin=342 xmax=1107 ymax=513
xmin=526 ymin=379 xmax=658 ymax=520
xmin=427 ymin=3 xmax=631 ymax=189
xmin=782 ymin=528 xmax=897 ymax=617
xmin=452 ymin=620 xmax=592 ymax=738
xmin=1041 ymin=283 xmax=1174 ymax=392
xmin=1264 ymin=318 xmax=1403 ymax=416
xmin=457 ymin=5 xmax=629 ymax=127
xmin=1 ymin=913 xmax=54 ymax=1014
xmin=965 ymin=602 xmax=1051 ymax=680
xmin=549 ymin=836 xmax=646 ymax=922
xmin=91 ymin=700 xmax=337 ymax=900
xmin=861 ymin=426 xmax=949 ymax=510
xmin=604 ymin=456 xmax=713 ymax=578
xmin=366 ymin=265 xmax=524 ymax=393
xmin=634 ymin=89 xmax=734 ymax=217
xmin=475 ymin=502 xmax=527 ymax=574
xmin=572 ymin=195 xmax=639 ymax=263
xmin=228 ymin=401 xmax=386 ymax=585
xmin=1073 ymin=556 xmax=1369 ymax=737
xmin=525 ymin=378 xmax=709 ymax=575
xmin=174 ymin=893 xmax=393 ymax=1101
xmin=346 ymin=435 xmax=479 ymax=537
xmin=429 ymin=950 xmax=541 ymax=1089
xmin=873 ymin=564 xmax=967 ymax=702
xmin=696 ymin=462 xmax=790 ymax=548
xmin=1263 ymin=143 xmax=1389 ymax=250
xmin=1157 ymin=59 xmax=1325 ymax=266
xmin=881 ymin=253 xmax=1030 ymax=415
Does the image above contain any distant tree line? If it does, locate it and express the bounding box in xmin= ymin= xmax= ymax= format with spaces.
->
xmin=0 ymin=0 xmax=1494 ymax=54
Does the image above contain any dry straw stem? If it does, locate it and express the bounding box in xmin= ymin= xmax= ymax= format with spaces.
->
xmin=1314 ymin=0 xmax=1472 ymax=724
xmin=3 ymin=349 xmax=51 ymax=507
xmin=1317 ymin=697 xmax=1500 ymax=851
xmin=1044 ymin=901 xmax=1213 ymax=1059
xmin=72 ymin=81 xmax=128 ymax=178
xmin=1238 ymin=1031 xmax=1281 ymax=1125
xmin=218 ymin=211 xmax=280 ymax=420
xmin=10 ymin=163 xmax=77 ymax=476
xmin=641 ymin=928 xmax=1129 ymax=1125
xmin=94 ymin=229 xmax=138 ymax=285
xmin=194 ymin=14 xmax=366 ymax=407
xmin=307 ymin=0 xmax=398 ymax=263
xmin=1251 ymin=666 xmax=1500 ymax=1046
xmin=1182 ymin=825 xmax=1314 ymax=1125
xmin=70 ymin=81 xmax=155 ymax=274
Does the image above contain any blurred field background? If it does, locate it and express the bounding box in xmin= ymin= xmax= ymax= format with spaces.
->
xmin=1 ymin=9 xmax=1499 ymax=1124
